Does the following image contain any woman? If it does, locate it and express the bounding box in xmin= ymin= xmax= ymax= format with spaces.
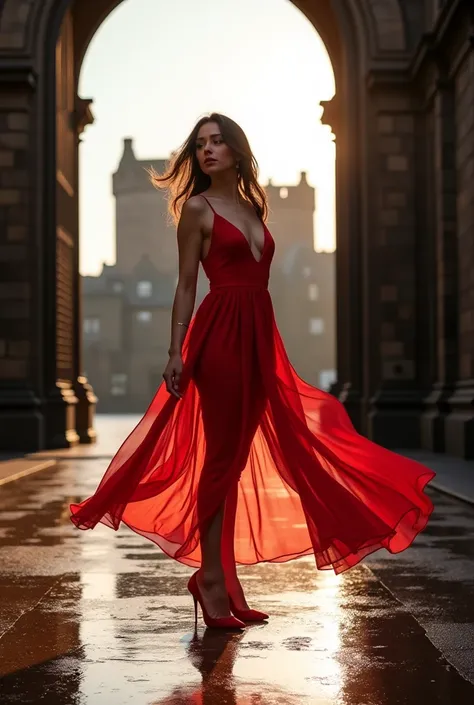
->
xmin=71 ymin=113 xmax=435 ymax=630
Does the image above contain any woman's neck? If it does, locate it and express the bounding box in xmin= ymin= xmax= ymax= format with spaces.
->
xmin=206 ymin=171 xmax=241 ymax=203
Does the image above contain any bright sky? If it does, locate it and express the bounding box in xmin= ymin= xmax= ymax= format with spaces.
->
xmin=78 ymin=0 xmax=335 ymax=276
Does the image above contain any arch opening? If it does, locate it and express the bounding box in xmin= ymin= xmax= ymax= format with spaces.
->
xmin=0 ymin=0 xmax=379 ymax=451
xmin=71 ymin=0 xmax=342 ymax=416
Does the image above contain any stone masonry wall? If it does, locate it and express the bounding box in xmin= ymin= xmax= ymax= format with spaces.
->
xmin=456 ymin=51 xmax=474 ymax=381
xmin=372 ymin=107 xmax=417 ymax=388
xmin=0 ymin=1 xmax=34 ymax=51
xmin=0 ymin=89 xmax=33 ymax=386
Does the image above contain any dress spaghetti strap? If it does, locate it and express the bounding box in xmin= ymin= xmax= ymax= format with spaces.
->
xmin=200 ymin=194 xmax=216 ymax=213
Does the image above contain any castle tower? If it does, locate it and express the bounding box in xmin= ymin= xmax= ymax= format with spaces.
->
xmin=112 ymin=138 xmax=177 ymax=275
xmin=265 ymin=171 xmax=315 ymax=265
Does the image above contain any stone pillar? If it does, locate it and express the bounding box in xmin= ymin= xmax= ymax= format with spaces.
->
xmin=421 ymin=78 xmax=458 ymax=453
xmin=366 ymin=89 xmax=424 ymax=449
xmin=73 ymin=96 xmax=97 ymax=444
xmin=0 ymin=7 xmax=98 ymax=451
xmin=321 ymin=96 xmax=342 ymax=402
xmin=321 ymin=92 xmax=363 ymax=432
xmin=41 ymin=7 xmax=80 ymax=450
xmin=445 ymin=48 xmax=474 ymax=458
xmin=0 ymin=70 xmax=45 ymax=451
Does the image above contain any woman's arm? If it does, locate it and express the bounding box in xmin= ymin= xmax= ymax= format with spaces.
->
xmin=168 ymin=196 xmax=205 ymax=354
xmin=163 ymin=196 xmax=205 ymax=397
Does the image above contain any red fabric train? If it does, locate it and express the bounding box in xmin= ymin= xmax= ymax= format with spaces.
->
xmin=71 ymin=196 xmax=435 ymax=574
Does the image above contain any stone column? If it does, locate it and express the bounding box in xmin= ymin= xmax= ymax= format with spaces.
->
xmin=0 ymin=68 xmax=44 ymax=451
xmin=321 ymin=96 xmax=342 ymax=401
xmin=73 ymin=96 xmax=97 ymax=444
xmin=445 ymin=47 xmax=474 ymax=458
xmin=421 ymin=77 xmax=458 ymax=453
xmin=0 ymin=6 xmax=98 ymax=451
xmin=366 ymin=86 xmax=424 ymax=449
xmin=321 ymin=91 xmax=363 ymax=433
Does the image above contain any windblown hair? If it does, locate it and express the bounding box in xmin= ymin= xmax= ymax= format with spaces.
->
xmin=148 ymin=113 xmax=268 ymax=224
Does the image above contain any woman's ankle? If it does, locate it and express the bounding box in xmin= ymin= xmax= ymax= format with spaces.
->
xmin=199 ymin=567 xmax=225 ymax=586
xmin=224 ymin=568 xmax=241 ymax=587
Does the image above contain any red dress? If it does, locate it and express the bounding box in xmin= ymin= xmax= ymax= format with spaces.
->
xmin=70 ymin=196 xmax=435 ymax=574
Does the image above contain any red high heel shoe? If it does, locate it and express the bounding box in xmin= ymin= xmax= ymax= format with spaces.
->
xmin=228 ymin=595 xmax=269 ymax=622
xmin=187 ymin=572 xmax=245 ymax=630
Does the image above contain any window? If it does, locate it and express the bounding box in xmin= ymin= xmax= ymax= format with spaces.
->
xmin=279 ymin=187 xmax=288 ymax=199
xmin=308 ymin=283 xmax=319 ymax=301
xmin=137 ymin=280 xmax=152 ymax=297
xmin=136 ymin=311 xmax=152 ymax=323
xmin=309 ymin=317 xmax=324 ymax=335
xmin=111 ymin=373 xmax=127 ymax=396
xmin=83 ymin=317 xmax=100 ymax=335
xmin=112 ymin=281 xmax=123 ymax=293
xmin=302 ymin=266 xmax=312 ymax=278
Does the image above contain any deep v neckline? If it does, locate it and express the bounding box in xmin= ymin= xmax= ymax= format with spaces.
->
xmin=216 ymin=213 xmax=266 ymax=263
xmin=202 ymin=196 xmax=266 ymax=264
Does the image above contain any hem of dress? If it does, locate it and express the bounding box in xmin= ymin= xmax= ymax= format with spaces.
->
xmin=69 ymin=468 xmax=435 ymax=575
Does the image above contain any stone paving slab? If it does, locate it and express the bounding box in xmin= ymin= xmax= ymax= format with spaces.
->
xmin=0 ymin=441 xmax=473 ymax=704
xmin=365 ymin=489 xmax=474 ymax=685
xmin=0 ymin=458 xmax=57 ymax=487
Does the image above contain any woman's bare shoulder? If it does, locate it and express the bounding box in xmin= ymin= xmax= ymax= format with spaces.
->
xmin=182 ymin=194 xmax=208 ymax=217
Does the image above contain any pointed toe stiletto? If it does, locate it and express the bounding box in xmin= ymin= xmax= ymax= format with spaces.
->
xmin=228 ymin=595 xmax=269 ymax=622
xmin=187 ymin=572 xmax=246 ymax=630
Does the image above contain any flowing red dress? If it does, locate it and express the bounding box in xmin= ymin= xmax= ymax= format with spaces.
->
xmin=70 ymin=196 xmax=435 ymax=574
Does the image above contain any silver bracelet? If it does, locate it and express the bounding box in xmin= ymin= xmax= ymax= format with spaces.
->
xmin=177 ymin=321 xmax=189 ymax=328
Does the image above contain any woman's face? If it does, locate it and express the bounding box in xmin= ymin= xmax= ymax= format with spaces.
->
xmin=195 ymin=121 xmax=237 ymax=176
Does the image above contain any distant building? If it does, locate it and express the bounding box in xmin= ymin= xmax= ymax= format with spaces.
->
xmin=267 ymin=175 xmax=336 ymax=388
xmin=82 ymin=139 xmax=208 ymax=412
xmin=82 ymin=139 xmax=335 ymax=411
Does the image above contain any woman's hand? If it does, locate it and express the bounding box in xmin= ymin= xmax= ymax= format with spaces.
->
xmin=163 ymin=353 xmax=183 ymax=399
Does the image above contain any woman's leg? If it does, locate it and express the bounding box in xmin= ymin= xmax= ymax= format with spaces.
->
xmin=195 ymin=377 xmax=244 ymax=619
xmin=221 ymin=481 xmax=251 ymax=611
xmin=198 ymin=502 xmax=231 ymax=618
xmin=221 ymin=385 xmax=267 ymax=610
xmin=197 ymin=475 xmax=250 ymax=617
xmin=193 ymin=326 xmax=265 ymax=617
xmin=197 ymin=438 xmax=256 ymax=617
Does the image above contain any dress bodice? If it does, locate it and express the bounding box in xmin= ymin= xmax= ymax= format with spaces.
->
xmin=200 ymin=199 xmax=275 ymax=291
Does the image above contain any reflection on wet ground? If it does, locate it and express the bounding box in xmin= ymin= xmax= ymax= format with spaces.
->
xmin=0 ymin=416 xmax=473 ymax=704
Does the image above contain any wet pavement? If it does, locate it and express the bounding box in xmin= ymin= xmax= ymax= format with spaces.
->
xmin=1 ymin=416 xmax=474 ymax=704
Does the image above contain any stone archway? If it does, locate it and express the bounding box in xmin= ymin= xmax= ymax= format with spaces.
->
xmin=0 ymin=0 xmax=429 ymax=452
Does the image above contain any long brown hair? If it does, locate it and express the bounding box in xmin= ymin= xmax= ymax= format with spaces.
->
xmin=148 ymin=113 xmax=268 ymax=224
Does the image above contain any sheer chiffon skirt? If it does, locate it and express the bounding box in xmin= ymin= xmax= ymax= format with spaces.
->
xmin=70 ymin=286 xmax=434 ymax=574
